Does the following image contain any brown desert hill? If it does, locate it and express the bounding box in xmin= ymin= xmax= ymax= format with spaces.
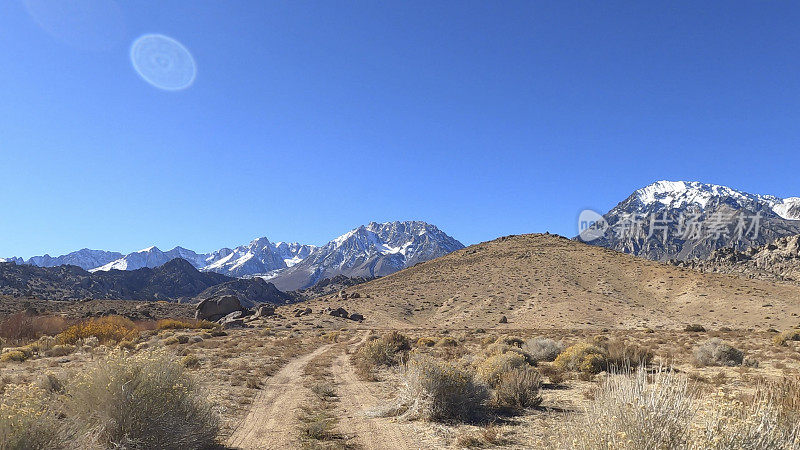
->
xmin=295 ymin=233 xmax=800 ymax=330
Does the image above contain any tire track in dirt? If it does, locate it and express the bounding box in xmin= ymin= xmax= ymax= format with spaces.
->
xmin=226 ymin=343 xmax=333 ymax=450
xmin=331 ymin=334 xmax=435 ymax=450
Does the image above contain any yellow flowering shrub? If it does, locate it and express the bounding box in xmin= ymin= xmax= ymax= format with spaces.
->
xmin=56 ymin=316 xmax=139 ymax=345
xmin=477 ymin=352 xmax=529 ymax=387
xmin=156 ymin=319 xmax=217 ymax=330
xmin=1 ymin=350 xmax=28 ymax=363
xmin=773 ymin=329 xmax=800 ymax=346
xmin=0 ymin=384 xmax=67 ymax=448
xmin=553 ymin=342 xmax=608 ymax=374
xmin=436 ymin=336 xmax=459 ymax=347
xmin=417 ymin=337 xmax=437 ymax=347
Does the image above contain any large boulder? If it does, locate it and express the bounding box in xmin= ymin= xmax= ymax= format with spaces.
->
xmin=329 ymin=307 xmax=349 ymax=318
xmin=195 ymin=295 xmax=244 ymax=322
xmin=254 ymin=304 xmax=275 ymax=318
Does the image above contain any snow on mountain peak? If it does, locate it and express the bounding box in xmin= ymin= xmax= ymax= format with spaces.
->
xmin=4 ymin=221 xmax=461 ymax=283
xmin=633 ymin=180 xmax=798 ymax=220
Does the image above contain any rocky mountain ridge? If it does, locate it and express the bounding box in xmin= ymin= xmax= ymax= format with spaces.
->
xmin=264 ymin=221 xmax=465 ymax=291
xmin=672 ymin=234 xmax=800 ymax=284
xmin=580 ymin=181 xmax=800 ymax=261
xmin=0 ymin=258 xmax=289 ymax=305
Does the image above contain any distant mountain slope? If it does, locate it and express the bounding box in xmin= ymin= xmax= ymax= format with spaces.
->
xmin=0 ymin=258 xmax=231 ymax=301
xmin=92 ymin=246 xmax=208 ymax=272
xmin=297 ymin=233 xmax=800 ymax=330
xmin=201 ymin=238 xmax=316 ymax=277
xmin=195 ymin=277 xmax=293 ymax=308
xmin=580 ymin=181 xmax=800 ymax=261
xmin=0 ymin=249 xmax=122 ymax=271
xmin=268 ymin=221 xmax=464 ymax=291
xmin=674 ymin=234 xmax=800 ymax=283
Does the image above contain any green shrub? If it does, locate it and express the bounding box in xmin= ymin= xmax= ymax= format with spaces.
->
xmin=66 ymin=350 xmax=219 ymax=449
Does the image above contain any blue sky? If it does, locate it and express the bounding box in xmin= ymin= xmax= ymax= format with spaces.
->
xmin=2 ymin=1 xmax=799 ymax=257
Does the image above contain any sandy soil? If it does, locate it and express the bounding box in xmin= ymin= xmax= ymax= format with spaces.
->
xmin=226 ymin=343 xmax=335 ymax=449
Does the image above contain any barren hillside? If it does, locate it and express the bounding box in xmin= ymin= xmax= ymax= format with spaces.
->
xmin=299 ymin=233 xmax=800 ymax=330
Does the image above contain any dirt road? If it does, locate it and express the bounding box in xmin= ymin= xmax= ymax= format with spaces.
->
xmin=226 ymin=344 xmax=333 ymax=449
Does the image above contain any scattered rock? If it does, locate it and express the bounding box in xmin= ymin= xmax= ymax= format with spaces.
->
xmin=220 ymin=310 xmax=243 ymax=323
xmin=499 ymin=315 xmax=508 ymax=324
xmin=222 ymin=319 xmax=245 ymax=329
xmin=350 ymin=292 xmax=361 ymax=299
xmin=348 ymin=313 xmax=364 ymax=322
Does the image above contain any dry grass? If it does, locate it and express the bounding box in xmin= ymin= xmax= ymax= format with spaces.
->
xmin=523 ymin=337 xmax=565 ymax=362
xmin=0 ymin=313 xmax=71 ymax=345
xmin=352 ymin=331 xmax=410 ymax=380
xmin=552 ymin=367 xmax=800 ymax=449
xmin=66 ymin=350 xmax=220 ymax=449
xmin=491 ymin=365 xmax=542 ymax=410
xmin=0 ymin=383 xmax=72 ymax=450
xmin=455 ymin=425 xmax=509 ymax=448
xmin=395 ymin=355 xmax=488 ymax=423
xmin=693 ymin=338 xmax=744 ymax=367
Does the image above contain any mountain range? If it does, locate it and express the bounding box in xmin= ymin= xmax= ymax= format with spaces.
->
xmin=580 ymin=181 xmax=800 ymax=261
xmin=1 ymin=221 xmax=464 ymax=292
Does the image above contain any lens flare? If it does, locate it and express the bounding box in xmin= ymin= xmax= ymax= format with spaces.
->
xmin=130 ymin=34 xmax=196 ymax=91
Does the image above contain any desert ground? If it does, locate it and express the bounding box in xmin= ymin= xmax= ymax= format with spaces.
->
xmin=2 ymin=235 xmax=800 ymax=449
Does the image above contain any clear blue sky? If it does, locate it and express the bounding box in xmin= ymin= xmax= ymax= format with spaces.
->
xmin=2 ymin=1 xmax=799 ymax=257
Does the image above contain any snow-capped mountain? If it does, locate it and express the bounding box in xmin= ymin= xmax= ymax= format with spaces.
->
xmin=92 ymin=246 xmax=207 ymax=272
xmin=273 ymin=242 xmax=316 ymax=267
xmin=633 ymin=181 xmax=800 ymax=219
xmin=0 ymin=249 xmax=122 ymax=271
xmin=580 ymin=181 xmax=800 ymax=261
xmin=200 ymin=238 xmax=317 ymax=277
xmin=267 ymin=221 xmax=464 ymax=291
xmin=2 ymin=221 xmax=461 ymax=288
